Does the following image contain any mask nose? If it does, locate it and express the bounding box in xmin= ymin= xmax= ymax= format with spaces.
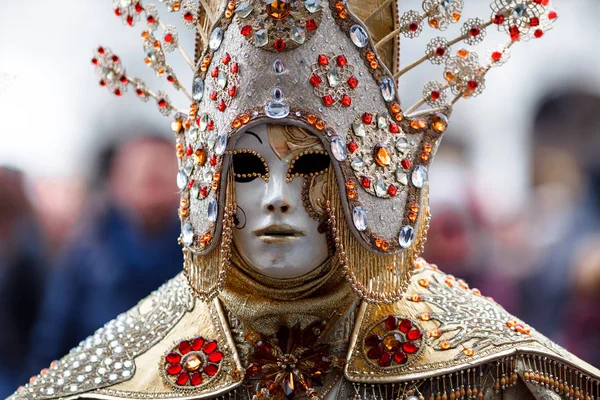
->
xmin=266 ymin=202 xmax=290 ymax=214
xmin=263 ymin=169 xmax=293 ymax=215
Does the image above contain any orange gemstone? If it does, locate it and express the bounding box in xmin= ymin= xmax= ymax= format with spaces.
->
xmin=177 ymin=149 xmax=184 ymax=159
xmin=440 ymin=340 xmax=451 ymax=350
xmin=472 ymin=288 xmax=481 ymax=296
xmin=227 ymin=1 xmax=235 ymax=10
xmin=506 ymin=319 xmax=517 ymax=328
xmin=410 ymin=119 xmax=427 ymax=129
xmin=445 ymin=279 xmax=454 ymax=287
xmin=346 ymin=180 xmax=356 ymax=190
xmin=394 ymin=112 xmax=404 ymax=122
xmin=420 ymin=312 xmax=431 ymax=321
xmin=418 ymin=279 xmax=430 ymax=288
xmin=373 ymin=145 xmax=391 ymax=167
xmin=335 ymin=1 xmax=345 ymax=11
xmin=452 ymin=12 xmax=461 ymax=22
xmin=347 ymin=189 xmax=357 ymax=200
xmin=410 ymin=203 xmax=419 ymax=213
xmin=142 ymin=31 xmax=149 ymax=40
xmin=457 ymin=279 xmax=469 ymax=289
xmin=408 ymin=212 xmax=418 ymax=222
xmin=171 ymin=2 xmax=180 ymax=11
xmin=339 ymin=9 xmax=348 ymax=19
xmin=444 ymin=72 xmax=455 ymax=82
xmin=366 ymin=52 xmax=376 ymax=62
xmin=200 ymin=232 xmax=212 ymax=247
xmin=266 ymin=0 xmax=291 ymax=20
xmin=432 ymin=113 xmax=448 ymax=133
xmin=464 ymin=349 xmax=475 ymax=357
xmin=232 ymin=119 xmax=242 ymax=128
xmin=410 ymin=295 xmax=421 ymax=302
xmin=307 ymin=114 xmax=318 ymax=125
xmin=241 ymin=114 xmax=251 ymax=124
xmin=458 ymin=49 xmax=469 ymax=58
xmin=420 ymin=152 xmax=429 ymax=161
xmin=429 ymin=18 xmax=439 ymax=28
xmin=429 ymin=329 xmax=441 ymax=338
xmin=370 ymin=60 xmax=379 ymax=69
xmin=225 ymin=9 xmax=233 ymax=18
xmin=315 ymin=120 xmax=325 ymax=130
xmin=194 ymin=147 xmax=206 ymax=166
xmin=423 ymin=143 xmax=433 ymax=153
xmin=391 ymin=103 xmax=401 ymax=113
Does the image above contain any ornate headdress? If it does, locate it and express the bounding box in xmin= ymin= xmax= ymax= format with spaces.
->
xmin=93 ymin=0 xmax=557 ymax=303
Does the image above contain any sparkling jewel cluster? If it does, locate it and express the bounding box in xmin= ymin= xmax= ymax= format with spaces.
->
xmin=363 ymin=316 xmax=424 ymax=368
xmin=163 ymin=336 xmax=223 ymax=388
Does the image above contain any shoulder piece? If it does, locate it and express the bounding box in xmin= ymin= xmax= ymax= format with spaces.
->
xmin=9 ymin=274 xmax=243 ymax=400
xmin=344 ymin=259 xmax=600 ymax=385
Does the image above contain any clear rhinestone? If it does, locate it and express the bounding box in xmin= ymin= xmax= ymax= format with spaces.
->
xmin=330 ymin=136 xmax=347 ymax=161
xmin=184 ymin=159 xmax=194 ymax=177
xmin=399 ymin=225 xmax=415 ymax=248
xmin=351 ymin=156 xmax=365 ymax=171
xmin=123 ymin=361 xmax=133 ymax=368
xmin=192 ymin=78 xmax=204 ymax=101
xmin=84 ymin=365 xmax=92 ymax=373
xmin=352 ymin=207 xmax=368 ymax=231
xmin=215 ymin=132 xmax=227 ymax=155
xmin=272 ymin=87 xmax=284 ymax=102
xmin=209 ymin=27 xmax=223 ymax=50
xmin=122 ymin=370 xmax=131 ymax=377
xmin=190 ymin=181 xmax=200 ymax=199
xmin=304 ymin=0 xmax=321 ymax=13
xmin=273 ymin=59 xmax=285 ymax=74
xmin=207 ymin=198 xmax=218 ymax=222
xmin=374 ymin=176 xmax=387 ymax=197
xmin=412 ymin=165 xmax=428 ymax=188
xmin=397 ymin=170 xmax=408 ymax=185
xmin=108 ymin=374 xmax=118 ymax=382
xmin=352 ymin=122 xmax=366 ymax=137
xmin=77 ymin=375 xmax=85 ymax=383
xmin=350 ymin=25 xmax=369 ymax=48
xmin=377 ymin=115 xmax=388 ymax=130
xmin=207 ymin=133 xmax=217 ymax=149
xmin=46 ymin=389 xmax=55 ymax=396
xmin=203 ymin=168 xmax=213 ymax=183
xmin=70 ymin=385 xmax=78 ymax=392
xmin=199 ymin=113 xmax=209 ymax=131
xmin=395 ymin=137 xmax=409 ymax=153
xmin=255 ymin=29 xmax=268 ymax=47
xmin=235 ymin=1 xmax=253 ymax=18
xmin=189 ymin=127 xmax=198 ymax=141
xmin=217 ymin=71 xmax=227 ymax=90
xmin=182 ymin=222 xmax=194 ymax=246
xmin=265 ymin=101 xmax=290 ymax=119
xmin=176 ymin=169 xmax=188 ymax=190
xmin=327 ymin=65 xmax=342 ymax=87
xmin=93 ymin=377 xmax=102 ymax=385
xmin=56 ymin=379 xmax=65 ymax=386
xmin=380 ymin=77 xmax=396 ymax=102
xmin=290 ymin=26 xmax=306 ymax=44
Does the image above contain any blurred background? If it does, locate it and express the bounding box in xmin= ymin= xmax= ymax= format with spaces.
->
xmin=1 ymin=0 xmax=600 ymax=396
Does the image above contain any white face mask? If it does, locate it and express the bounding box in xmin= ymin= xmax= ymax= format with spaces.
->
xmin=231 ymin=124 xmax=330 ymax=279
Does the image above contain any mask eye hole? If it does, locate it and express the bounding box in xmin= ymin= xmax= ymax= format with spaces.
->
xmin=230 ymin=150 xmax=269 ymax=183
xmin=287 ymin=150 xmax=330 ymax=182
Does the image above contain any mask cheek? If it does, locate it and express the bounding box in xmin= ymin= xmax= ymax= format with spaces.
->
xmin=301 ymin=172 xmax=329 ymax=221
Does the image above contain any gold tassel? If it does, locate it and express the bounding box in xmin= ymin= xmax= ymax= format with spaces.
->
xmin=325 ymin=167 xmax=430 ymax=304
xmin=183 ymin=169 xmax=235 ymax=301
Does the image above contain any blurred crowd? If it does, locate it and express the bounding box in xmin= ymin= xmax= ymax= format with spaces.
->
xmin=1 ymin=89 xmax=600 ymax=397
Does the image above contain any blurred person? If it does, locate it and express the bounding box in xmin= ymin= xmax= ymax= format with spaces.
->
xmin=521 ymin=90 xmax=600 ymax=364
xmin=26 ymin=133 xmax=182 ymax=376
xmin=0 ymin=167 xmax=46 ymax=398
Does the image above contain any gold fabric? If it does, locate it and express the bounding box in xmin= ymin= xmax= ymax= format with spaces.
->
xmin=219 ymin=246 xmax=356 ymax=335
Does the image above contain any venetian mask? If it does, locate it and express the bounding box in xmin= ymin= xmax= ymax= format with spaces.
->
xmin=231 ymin=123 xmax=331 ymax=279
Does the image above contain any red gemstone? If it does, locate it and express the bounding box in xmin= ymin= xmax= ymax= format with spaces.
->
xmin=403 ymin=342 xmax=419 ymax=354
xmin=407 ymin=329 xmax=422 ymax=340
xmin=167 ymin=363 xmax=183 ymax=375
xmin=389 ymin=123 xmax=400 ymax=133
xmin=361 ymin=177 xmax=371 ymax=189
xmin=166 ymin=352 xmax=181 ymax=364
xmin=126 ymin=15 xmax=134 ymax=26
xmin=529 ymin=17 xmax=540 ymax=27
xmin=337 ymin=55 xmax=348 ymax=67
xmin=469 ymin=26 xmax=480 ymax=37
xmin=310 ymin=75 xmax=322 ymax=87
xmin=274 ymin=39 xmax=286 ymax=52
xmin=199 ymin=186 xmax=208 ymax=198
xmin=190 ymin=372 xmax=202 ymax=386
xmin=241 ymin=25 xmax=252 ymax=36
xmin=203 ymin=341 xmax=218 ymax=354
xmin=184 ymin=12 xmax=194 ymax=21
xmin=112 ymin=55 xmax=119 ymax=63
xmin=401 ymin=159 xmax=411 ymax=169
xmin=114 ymin=8 xmax=121 ymax=16
xmin=210 ymin=155 xmax=217 ymax=167
xmin=176 ymin=372 xmax=189 ymax=386
xmin=230 ymin=63 xmax=239 ymax=74
xmin=322 ymin=95 xmax=335 ymax=107
xmin=186 ymin=145 xmax=193 ymax=157
xmin=509 ymin=25 xmax=520 ymax=41
xmin=399 ymin=319 xmax=413 ymax=333
xmin=548 ymin=10 xmax=558 ymax=20
xmin=119 ymin=75 xmax=128 ymax=84
xmin=431 ymin=90 xmax=440 ymax=101
xmin=135 ymin=2 xmax=143 ymax=13
xmin=348 ymin=141 xmax=359 ymax=153
xmin=436 ymin=46 xmax=446 ymax=57
xmin=378 ymin=352 xmax=393 ymax=367
xmin=364 ymin=335 xmax=382 ymax=346
xmin=167 ymin=75 xmax=175 ymax=83
xmin=207 ymin=120 xmax=215 ymax=131
xmin=204 ymin=364 xmax=218 ymax=377
xmin=393 ymin=350 xmax=408 ymax=364
xmin=211 ymin=68 xmax=219 ymax=78
xmin=91 ymin=58 xmax=98 ymax=65
xmin=191 ymin=337 xmax=204 ymax=351
xmin=179 ymin=341 xmax=191 ymax=354
xmin=347 ymin=76 xmax=358 ymax=89
xmin=385 ymin=315 xmax=398 ymax=331
xmin=147 ymin=15 xmax=155 ymax=24
xmin=341 ymin=95 xmax=352 ymax=107
xmin=467 ymin=80 xmax=478 ymax=91
xmin=99 ymin=80 xmax=106 ymax=87
xmin=409 ymin=22 xmax=419 ymax=32
xmin=318 ymin=54 xmax=329 ymax=65
xmin=136 ymin=89 xmax=144 ymax=97
xmin=188 ymin=179 xmax=194 ymax=190
xmin=493 ymin=13 xmax=505 ymax=25
xmin=306 ymin=19 xmax=317 ymax=31
xmin=491 ymin=51 xmax=502 ymax=61
xmin=218 ymin=100 xmax=226 ymax=112
xmin=228 ymin=86 xmax=237 ymax=97
xmin=164 ymin=33 xmax=173 ymax=43
xmin=387 ymin=185 xmax=398 ymax=197
xmin=362 ymin=113 xmax=373 ymax=124
xmin=158 ymin=98 xmax=167 ymax=108
xmin=222 ymin=53 xmax=231 ymax=65
xmin=98 ymin=47 xmax=105 ymax=55
xmin=534 ymin=29 xmax=544 ymax=38
xmin=113 ymin=88 xmax=122 ymax=96
xmin=208 ymin=352 xmax=223 ymax=363
xmin=367 ymin=345 xmax=383 ymax=360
